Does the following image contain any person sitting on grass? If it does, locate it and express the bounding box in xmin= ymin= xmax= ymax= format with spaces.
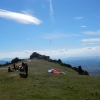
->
xmin=8 ymin=67 xmax=13 ymax=72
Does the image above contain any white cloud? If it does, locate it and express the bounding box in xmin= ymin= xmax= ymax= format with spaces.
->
xmin=41 ymin=33 xmax=81 ymax=39
xmin=49 ymin=0 xmax=53 ymax=14
xmin=12 ymin=52 xmax=20 ymax=54
xmin=75 ymin=16 xmax=83 ymax=20
xmin=49 ymin=0 xmax=55 ymax=23
xmin=82 ymin=30 xmax=100 ymax=35
xmin=80 ymin=26 xmax=86 ymax=28
xmin=26 ymin=38 xmax=34 ymax=41
xmin=81 ymin=38 xmax=100 ymax=43
xmin=0 ymin=46 xmax=100 ymax=59
xmin=41 ymin=33 xmax=69 ymax=39
xmin=24 ymin=50 xmax=33 ymax=53
xmin=0 ymin=9 xmax=42 ymax=25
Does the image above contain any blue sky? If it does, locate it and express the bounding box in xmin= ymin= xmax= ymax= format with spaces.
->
xmin=0 ymin=0 xmax=100 ymax=59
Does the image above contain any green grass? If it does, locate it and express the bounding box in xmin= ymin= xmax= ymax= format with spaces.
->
xmin=0 ymin=58 xmax=100 ymax=100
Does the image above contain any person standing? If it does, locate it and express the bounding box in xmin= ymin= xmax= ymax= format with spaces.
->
xmin=13 ymin=63 xmax=16 ymax=71
xmin=25 ymin=63 xmax=28 ymax=77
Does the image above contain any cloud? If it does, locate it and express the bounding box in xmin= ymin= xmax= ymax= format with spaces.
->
xmin=49 ymin=0 xmax=55 ymax=23
xmin=80 ymin=26 xmax=86 ymax=28
xmin=49 ymin=0 xmax=53 ymax=14
xmin=0 ymin=9 xmax=42 ymax=25
xmin=81 ymin=38 xmax=100 ymax=43
xmin=0 ymin=46 xmax=100 ymax=59
xmin=12 ymin=52 xmax=20 ymax=54
xmin=26 ymin=38 xmax=34 ymax=41
xmin=24 ymin=50 xmax=33 ymax=53
xmin=41 ymin=32 xmax=81 ymax=39
xmin=41 ymin=33 xmax=69 ymax=39
xmin=38 ymin=46 xmax=100 ymax=58
xmin=82 ymin=30 xmax=100 ymax=35
xmin=75 ymin=16 xmax=83 ymax=20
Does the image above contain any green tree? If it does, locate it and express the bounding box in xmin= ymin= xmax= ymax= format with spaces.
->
xmin=58 ymin=59 xmax=62 ymax=64
xmin=11 ymin=57 xmax=20 ymax=64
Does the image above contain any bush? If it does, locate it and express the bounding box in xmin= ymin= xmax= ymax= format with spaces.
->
xmin=11 ymin=57 xmax=21 ymax=64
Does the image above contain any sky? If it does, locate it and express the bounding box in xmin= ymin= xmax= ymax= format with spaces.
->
xmin=0 ymin=0 xmax=100 ymax=59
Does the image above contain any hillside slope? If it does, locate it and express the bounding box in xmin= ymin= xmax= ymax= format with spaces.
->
xmin=0 ymin=58 xmax=100 ymax=100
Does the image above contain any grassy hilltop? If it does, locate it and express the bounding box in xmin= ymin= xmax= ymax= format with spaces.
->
xmin=0 ymin=58 xmax=100 ymax=100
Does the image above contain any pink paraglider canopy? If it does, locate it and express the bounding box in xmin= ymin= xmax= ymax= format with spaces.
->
xmin=47 ymin=69 xmax=65 ymax=74
xmin=52 ymin=69 xmax=61 ymax=74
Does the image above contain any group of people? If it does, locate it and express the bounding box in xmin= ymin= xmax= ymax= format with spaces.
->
xmin=8 ymin=62 xmax=28 ymax=78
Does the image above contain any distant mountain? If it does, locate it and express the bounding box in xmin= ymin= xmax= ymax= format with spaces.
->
xmin=0 ymin=60 xmax=7 ymax=64
xmin=62 ymin=56 xmax=100 ymax=76
xmin=0 ymin=58 xmax=12 ymax=64
xmin=0 ymin=58 xmax=13 ymax=61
